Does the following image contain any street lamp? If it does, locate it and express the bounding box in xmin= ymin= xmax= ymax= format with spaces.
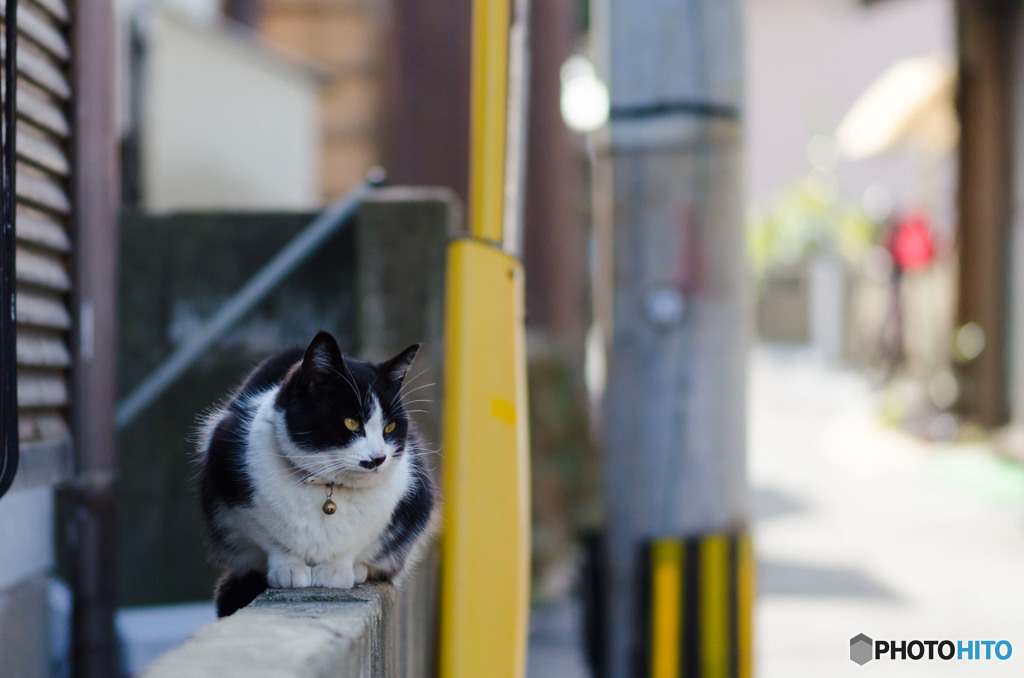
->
xmin=559 ymin=55 xmax=609 ymax=133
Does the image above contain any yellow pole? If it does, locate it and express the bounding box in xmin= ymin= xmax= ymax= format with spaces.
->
xmin=467 ymin=0 xmax=509 ymax=243
xmin=439 ymin=0 xmax=530 ymax=676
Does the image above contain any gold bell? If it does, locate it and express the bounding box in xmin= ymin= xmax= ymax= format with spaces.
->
xmin=322 ymin=483 xmax=337 ymax=515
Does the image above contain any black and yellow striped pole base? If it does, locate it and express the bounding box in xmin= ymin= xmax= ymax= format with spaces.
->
xmin=638 ymin=533 xmax=754 ymax=678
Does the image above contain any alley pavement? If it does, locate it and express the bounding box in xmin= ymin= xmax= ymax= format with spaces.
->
xmin=753 ymin=346 xmax=1024 ymax=676
xmin=527 ymin=346 xmax=1024 ymax=677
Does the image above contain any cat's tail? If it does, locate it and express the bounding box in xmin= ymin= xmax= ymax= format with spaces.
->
xmin=214 ymin=569 xmax=268 ymax=618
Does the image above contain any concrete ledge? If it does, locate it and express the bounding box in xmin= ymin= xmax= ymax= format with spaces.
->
xmin=140 ymin=548 xmax=439 ymax=678
xmin=141 ymin=585 xmax=393 ymax=678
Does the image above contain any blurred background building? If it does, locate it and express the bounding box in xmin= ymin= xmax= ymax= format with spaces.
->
xmin=11 ymin=0 xmax=1024 ymax=675
xmin=747 ymin=0 xmax=959 ymax=438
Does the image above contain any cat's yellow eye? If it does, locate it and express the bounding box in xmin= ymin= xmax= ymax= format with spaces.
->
xmin=344 ymin=418 xmax=361 ymax=431
xmin=384 ymin=421 xmax=396 ymax=434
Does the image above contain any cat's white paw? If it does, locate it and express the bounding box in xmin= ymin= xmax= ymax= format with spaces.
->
xmin=268 ymin=564 xmax=313 ymax=588
xmin=353 ymin=562 xmax=369 ymax=585
xmin=312 ymin=562 xmax=356 ymax=589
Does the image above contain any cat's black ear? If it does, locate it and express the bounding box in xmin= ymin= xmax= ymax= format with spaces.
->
xmin=378 ymin=343 xmax=420 ymax=383
xmin=302 ymin=331 xmax=343 ymax=379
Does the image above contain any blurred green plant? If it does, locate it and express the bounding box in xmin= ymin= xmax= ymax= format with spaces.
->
xmin=527 ymin=343 xmax=601 ymax=603
xmin=748 ymin=174 xmax=879 ymax=277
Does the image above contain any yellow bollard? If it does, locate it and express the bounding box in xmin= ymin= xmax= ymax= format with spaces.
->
xmin=651 ymin=541 xmax=684 ymax=678
xmin=439 ymin=241 xmax=530 ymax=678
xmin=645 ymin=534 xmax=754 ymax=678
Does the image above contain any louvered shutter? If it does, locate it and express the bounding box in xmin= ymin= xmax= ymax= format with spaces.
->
xmin=8 ymin=0 xmax=73 ymax=480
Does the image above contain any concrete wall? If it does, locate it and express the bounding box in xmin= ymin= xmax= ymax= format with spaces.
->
xmin=117 ymin=210 xmax=355 ymax=605
xmin=0 ymin=486 xmax=60 ymax=678
xmin=139 ymin=11 xmax=322 ymax=211
xmin=118 ymin=188 xmax=455 ymax=674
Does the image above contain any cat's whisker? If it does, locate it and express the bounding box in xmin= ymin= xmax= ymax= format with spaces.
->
xmin=270 ymin=451 xmax=327 ymax=460
xmin=298 ymin=465 xmax=356 ymax=483
xmin=402 ymin=365 xmax=431 ymax=387
xmin=398 ymin=383 xmax=436 ymax=402
xmin=323 ymin=361 xmax=364 ymax=403
xmin=338 ymin=367 xmax=365 ymax=404
xmin=393 ymin=367 xmax=431 ymax=405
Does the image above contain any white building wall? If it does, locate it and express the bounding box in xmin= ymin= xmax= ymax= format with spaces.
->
xmin=744 ymin=0 xmax=955 ymax=228
xmin=140 ymin=11 xmax=322 ymax=211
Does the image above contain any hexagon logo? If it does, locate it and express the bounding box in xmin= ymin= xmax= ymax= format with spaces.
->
xmin=850 ymin=634 xmax=873 ymax=665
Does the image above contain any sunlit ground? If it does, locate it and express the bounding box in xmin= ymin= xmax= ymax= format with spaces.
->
xmin=752 ymin=345 xmax=1024 ymax=676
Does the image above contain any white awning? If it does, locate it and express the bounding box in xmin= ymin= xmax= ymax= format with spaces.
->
xmin=836 ymin=57 xmax=958 ymax=159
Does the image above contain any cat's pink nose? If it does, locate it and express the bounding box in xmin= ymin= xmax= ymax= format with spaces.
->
xmin=360 ymin=455 xmax=386 ymax=470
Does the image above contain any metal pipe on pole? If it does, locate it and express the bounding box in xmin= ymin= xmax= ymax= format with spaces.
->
xmin=71 ymin=3 xmax=121 ymax=677
xmin=592 ymin=1 xmax=751 ymax=675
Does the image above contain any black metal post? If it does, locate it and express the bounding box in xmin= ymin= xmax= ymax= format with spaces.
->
xmin=0 ymin=0 xmax=18 ymax=501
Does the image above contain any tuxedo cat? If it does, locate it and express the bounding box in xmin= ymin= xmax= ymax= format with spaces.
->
xmin=196 ymin=331 xmax=437 ymax=617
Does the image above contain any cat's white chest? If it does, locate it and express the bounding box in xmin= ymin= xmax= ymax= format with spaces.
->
xmin=270 ymin=481 xmax=400 ymax=564
xmin=244 ymin=393 xmax=409 ymax=565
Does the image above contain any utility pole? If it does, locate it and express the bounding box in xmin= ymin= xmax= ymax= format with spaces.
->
xmin=954 ymin=0 xmax=1014 ymax=428
xmin=592 ymin=1 xmax=751 ymax=676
